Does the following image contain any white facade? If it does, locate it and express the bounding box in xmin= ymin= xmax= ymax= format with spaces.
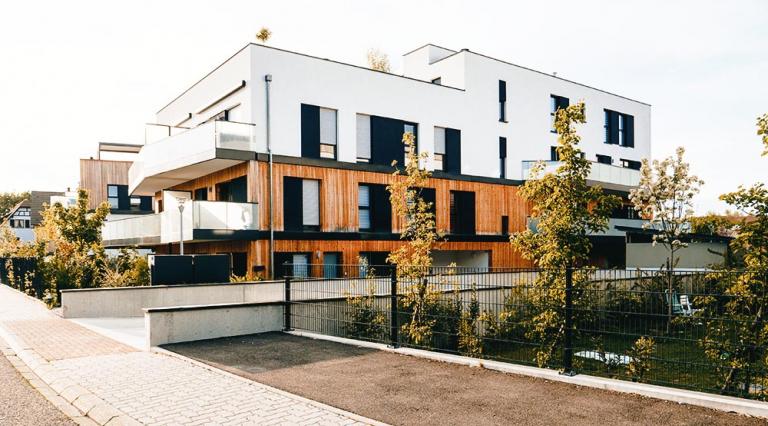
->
xmin=132 ymin=43 xmax=650 ymax=195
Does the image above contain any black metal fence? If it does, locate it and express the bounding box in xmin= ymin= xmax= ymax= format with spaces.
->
xmin=0 ymin=257 xmax=42 ymax=298
xmin=283 ymin=264 xmax=768 ymax=400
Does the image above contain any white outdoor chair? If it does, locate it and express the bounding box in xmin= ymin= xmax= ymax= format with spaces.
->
xmin=679 ymin=294 xmax=699 ymax=316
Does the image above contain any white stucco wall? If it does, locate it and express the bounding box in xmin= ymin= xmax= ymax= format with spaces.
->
xmin=150 ymin=43 xmax=650 ymax=182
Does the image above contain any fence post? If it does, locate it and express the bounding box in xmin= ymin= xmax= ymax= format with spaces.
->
xmin=390 ymin=265 xmax=399 ymax=348
xmin=284 ymin=271 xmax=292 ymax=331
xmin=562 ymin=267 xmax=575 ymax=376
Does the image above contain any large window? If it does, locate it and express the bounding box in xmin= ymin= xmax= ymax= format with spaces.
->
xmin=550 ymin=95 xmax=569 ymax=131
xmin=433 ymin=127 xmax=445 ymax=170
xmin=283 ymin=177 xmax=320 ymax=231
xmin=604 ymin=110 xmax=634 ymax=147
xmin=358 ymin=183 xmax=391 ymax=233
xmin=433 ymin=126 xmax=461 ymax=174
xmin=356 ymin=114 xmax=371 ymax=163
xmin=499 ymin=80 xmax=507 ymax=122
xmin=301 ymin=104 xmax=337 ymax=160
xmin=107 ymin=184 xmax=151 ymax=212
xmin=358 ymin=115 xmax=418 ymax=167
xmin=215 ymin=176 xmax=247 ymax=203
xmin=450 ymin=190 xmax=476 ymax=235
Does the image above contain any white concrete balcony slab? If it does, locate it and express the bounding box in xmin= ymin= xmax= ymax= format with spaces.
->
xmin=102 ymin=200 xmax=259 ymax=247
xmin=129 ymin=120 xmax=257 ymax=196
xmin=521 ymin=160 xmax=640 ymax=188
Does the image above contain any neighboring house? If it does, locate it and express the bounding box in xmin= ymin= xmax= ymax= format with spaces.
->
xmin=80 ymin=142 xmax=154 ymax=218
xmin=101 ymin=42 xmax=651 ymax=278
xmin=2 ymin=191 xmax=65 ymax=242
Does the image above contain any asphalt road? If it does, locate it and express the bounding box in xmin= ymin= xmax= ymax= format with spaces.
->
xmin=0 ymin=345 xmax=74 ymax=426
xmin=167 ymin=332 xmax=765 ymax=426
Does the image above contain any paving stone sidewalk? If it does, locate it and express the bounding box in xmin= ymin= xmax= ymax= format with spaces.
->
xmin=0 ymin=285 xmax=380 ymax=425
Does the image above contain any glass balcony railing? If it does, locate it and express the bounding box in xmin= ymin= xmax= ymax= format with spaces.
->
xmin=102 ymin=201 xmax=258 ymax=245
xmin=521 ymin=160 xmax=640 ymax=187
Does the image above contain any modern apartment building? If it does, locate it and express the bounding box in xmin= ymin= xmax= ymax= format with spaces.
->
xmin=98 ymin=43 xmax=650 ymax=278
xmin=2 ymin=191 xmax=67 ymax=242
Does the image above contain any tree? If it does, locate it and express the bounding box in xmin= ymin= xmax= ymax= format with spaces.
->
xmin=689 ymin=212 xmax=741 ymax=237
xmin=629 ymin=147 xmax=703 ymax=333
xmin=387 ymin=131 xmax=442 ymax=345
xmin=758 ymin=112 xmax=768 ymax=156
xmin=255 ymin=27 xmax=272 ymax=44
xmin=367 ymin=48 xmax=391 ymax=73
xmin=511 ymin=101 xmax=620 ymax=367
xmin=35 ymin=189 xmax=110 ymax=305
xmin=698 ymin=114 xmax=768 ymax=396
xmin=0 ymin=191 xmax=29 ymax=219
xmin=0 ymin=223 xmax=24 ymax=257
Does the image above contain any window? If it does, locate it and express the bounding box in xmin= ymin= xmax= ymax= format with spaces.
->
xmin=434 ymin=127 xmax=461 ymax=174
xmin=499 ymin=137 xmax=507 ymax=178
xmin=433 ymin=127 xmax=445 ymax=170
xmin=550 ymin=95 xmax=569 ymax=131
xmin=301 ymin=104 xmax=337 ymax=160
xmin=550 ymin=146 xmax=560 ymax=161
xmin=283 ymin=177 xmax=320 ymax=231
xmin=499 ymin=80 xmax=507 ymax=122
xmin=358 ymin=185 xmax=371 ymax=230
xmin=107 ymin=185 xmax=119 ymax=209
xmin=130 ymin=197 xmax=141 ymax=207
xmin=404 ymin=123 xmax=416 ymax=156
xmin=596 ymin=154 xmax=612 ymax=165
xmin=604 ymin=110 xmax=634 ymax=147
xmin=358 ymin=184 xmax=391 ymax=233
xmin=621 ymin=158 xmax=642 ymax=170
xmin=273 ymin=253 xmax=311 ymax=278
xmin=450 ymin=190 xmax=476 ymax=235
xmin=323 ymin=252 xmax=342 ymax=278
xmin=356 ymin=114 xmax=371 ymax=163
xmin=359 ymin=252 xmax=389 ymax=276
xmin=194 ymin=188 xmax=208 ymax=201
xmin=612 ymin=204 xmax=640 ymax=220
xmin=216 ymin=176 xmax=247 ymax=203
xmin=431 ymin=77 xmax=442 ymax=85
xmin=319 ymin=108 xmax=337 ymax=159
xmin=501 ymin=215 xmax=509 ymax=235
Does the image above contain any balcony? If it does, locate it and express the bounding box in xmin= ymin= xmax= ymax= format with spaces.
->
xmin=521 ymin=160 xmax=640 ymax=188
xmin=102 ymin=201 xmax=259 ymax=247
xmin=129 ymin=120 xmax=258 ymax=196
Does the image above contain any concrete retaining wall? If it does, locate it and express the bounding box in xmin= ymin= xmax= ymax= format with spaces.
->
xmin=145 ymin=302 xmax=283 ymax=347
xmin=61 ymin=282 xmax=283 ymax=318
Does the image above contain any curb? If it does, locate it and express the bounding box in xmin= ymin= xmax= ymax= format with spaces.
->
xmin=0 ymin=324 xmax=142 ymax=426
xmin=287 ymin=330 xmax=768 ymax=420
xmin=151 ymin=346 xmax=388 ymax=426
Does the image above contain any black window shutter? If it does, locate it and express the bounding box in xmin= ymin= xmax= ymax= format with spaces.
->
xmin=551 ymin=146 xmax=559 ymax=161
xmin=117 ymin=185 xmax=129 ymax=210
xmin=369 ymin=184 xmax=391 ymax=233
xmin=461 ymin=192 xmax=476 ymax=234
xmin=557 ymin=96 xmax=569 ymax=110
xmin=444 ymin=128 xmax=461 ymax=174
xmin=300 ymin=104 xmax=320 ymax=159
xmin=499 ymin=80 xmax=507 ymax=102
xmin=608 ymin=111 xmax=620 ymax=145
xmin=499 ymin=137 xmax=507 ymax=158
xmin=624 ymin=114 xmax=634 ymax=147
xmin=370 ymin=116 xmax=404 ymax=167
xmin=283 ymin=177 xmax=303 ymax=231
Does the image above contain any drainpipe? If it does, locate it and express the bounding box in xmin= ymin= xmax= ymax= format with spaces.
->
xmin=265 ymin=74 xmax=274 ymax=279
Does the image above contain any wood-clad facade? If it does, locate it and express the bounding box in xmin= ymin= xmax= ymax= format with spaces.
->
xmin=80 ymin=159 xmax=132 ymax=210
xmin=149 ymin=157 xmax=532 ymax=278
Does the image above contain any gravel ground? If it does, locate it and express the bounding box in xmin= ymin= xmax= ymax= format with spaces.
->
xmin=0 ymin=346 xmax=74 ymax=426
xmin=167 ymin=332 xmax=765 ymax=426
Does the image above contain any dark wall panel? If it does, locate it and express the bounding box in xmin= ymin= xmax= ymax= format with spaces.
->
xmin=301 ymin=104 xmax=320 ymax=159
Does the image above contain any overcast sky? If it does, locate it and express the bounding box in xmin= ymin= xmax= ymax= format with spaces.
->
xmin=0 ymin=0 xmax=766 ymax=213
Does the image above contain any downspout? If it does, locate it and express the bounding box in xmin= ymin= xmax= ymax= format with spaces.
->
xmin=265 ymin=74 xmax=274 ymax=279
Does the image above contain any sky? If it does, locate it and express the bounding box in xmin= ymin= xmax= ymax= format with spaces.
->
xmin=0 ymin=0 xmax=766 ymax=213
